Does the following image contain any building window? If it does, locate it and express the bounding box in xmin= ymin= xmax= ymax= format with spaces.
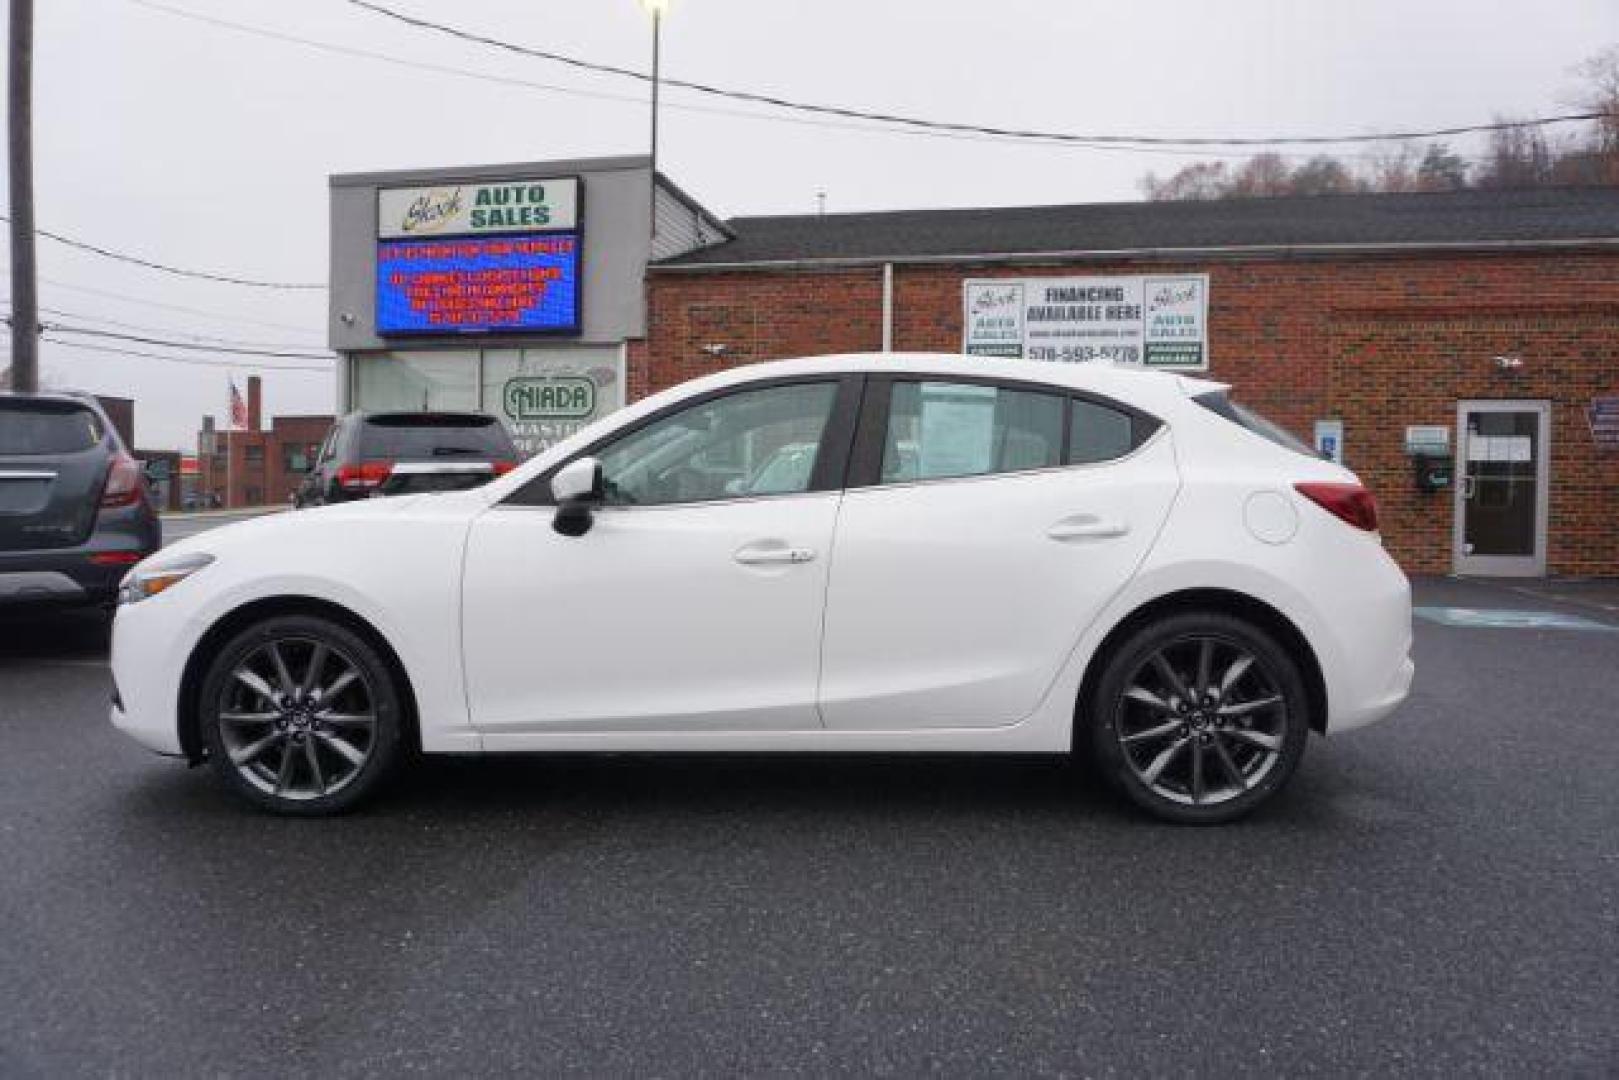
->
xmin=244 ymin=444 xmax=264 ymax=464
xmin=351 ymin=350 xmax=480 ymax=412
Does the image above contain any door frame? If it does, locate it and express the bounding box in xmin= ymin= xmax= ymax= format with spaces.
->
xmin=1452 ymin=399 xmax=1551 ymax=578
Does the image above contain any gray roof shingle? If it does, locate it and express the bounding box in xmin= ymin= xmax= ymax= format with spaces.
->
xmin=656 ymin=186 xmax=1619 ymax=268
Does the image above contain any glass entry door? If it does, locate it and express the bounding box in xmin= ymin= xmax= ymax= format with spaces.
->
xmin=1453 ymin=401 xmax=1550 ymax=577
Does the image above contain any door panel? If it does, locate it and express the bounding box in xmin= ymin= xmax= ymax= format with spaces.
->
xmin=462 ymin=495 xmax=840 ymax=732
xmin=1454 ymin=401 xmax=1549 ymax=577
xmin=818 ymin=436 xmax=1179 ymax=730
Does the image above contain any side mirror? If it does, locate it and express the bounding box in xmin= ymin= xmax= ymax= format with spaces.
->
xmin=551 ymin=456 xmax=604 ymax=537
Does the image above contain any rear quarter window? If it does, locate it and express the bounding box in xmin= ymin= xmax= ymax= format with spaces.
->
xmin=1194 ymin=392 xmax=1317 ymax=458
xmin=0 ymin=401 xmax=104 ymax=454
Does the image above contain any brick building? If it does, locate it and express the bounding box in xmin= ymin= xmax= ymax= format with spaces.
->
xmin=196 ymin=376 xmax=332 ymax=508
xmin=644 ymin=187 xmax=1619 ymax=577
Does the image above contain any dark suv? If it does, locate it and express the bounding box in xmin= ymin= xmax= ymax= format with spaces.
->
xmin=294 ymin=411 xmax=520 ymax=507
xmin=0 ymin=392 xmax=161 ymax=609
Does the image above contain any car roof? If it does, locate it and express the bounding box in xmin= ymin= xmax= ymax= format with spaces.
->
xmin=0 ymin=389 xmax=103 ymax=406
xmin=346 ymin=410 xmax=498 ymax=423
xmin=666 ymin=352 xmax=1227 ymax=409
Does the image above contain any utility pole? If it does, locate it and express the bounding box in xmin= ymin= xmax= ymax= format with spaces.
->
xmin=7 ymin=0 xmax=38 ymax=393
xmin=639 ymin=0 xmax=668 ymax=238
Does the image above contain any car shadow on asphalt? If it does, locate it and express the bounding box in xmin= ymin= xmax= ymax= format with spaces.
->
xmin=110 ymin=747 xmax=1335 ymax=836
xmin=0 ymin=607 xmax=110 ymax=663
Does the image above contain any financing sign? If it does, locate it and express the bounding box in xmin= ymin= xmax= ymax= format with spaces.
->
xmin=963 ymin=275 xmax=1209 ymax=369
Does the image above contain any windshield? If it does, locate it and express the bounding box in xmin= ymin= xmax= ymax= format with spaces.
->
xmin=1193 ymin=391 xmax=1318 ymax=457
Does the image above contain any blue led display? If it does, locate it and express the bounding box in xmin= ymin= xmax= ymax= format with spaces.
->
xmin=376 ymin=232 xmax=581 ymax=335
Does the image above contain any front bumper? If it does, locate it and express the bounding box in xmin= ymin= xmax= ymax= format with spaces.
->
xmin=107 ymin=592 xmax=190 ymax=756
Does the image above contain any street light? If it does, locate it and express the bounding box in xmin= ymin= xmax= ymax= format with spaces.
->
xmin=638 ymin=0 xmax=669 ymax=232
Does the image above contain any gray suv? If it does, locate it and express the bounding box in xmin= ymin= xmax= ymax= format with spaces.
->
xmin=0 ymin=392 xmax=161 ymax=609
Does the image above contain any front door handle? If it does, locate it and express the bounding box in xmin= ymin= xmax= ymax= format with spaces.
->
xmin=733 ymin=543 xmax=816 ymax=565
xmin=1047 ymin=516 xmax=1130 ymax=542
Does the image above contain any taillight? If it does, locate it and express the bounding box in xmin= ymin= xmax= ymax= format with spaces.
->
xmin=1295 ymin=482 xmax=1379 ymax=532
xmin=492 ymin=460 xmax=518 ymax=476
xmin=336 ymin=461 xmax=392 ymax=491
xmin=101 ymin=454 xmax=143 ymax=509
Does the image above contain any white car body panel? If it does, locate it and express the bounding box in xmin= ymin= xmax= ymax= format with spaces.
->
xmin=818 ymin=434 xmax=1179 ymax=730
xmin=462 ymin=492 xmax=840 ymax=733
xmin=109 ymin=353 xmax=1412 ymax=765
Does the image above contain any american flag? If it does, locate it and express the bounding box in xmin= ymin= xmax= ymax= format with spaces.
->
xmin=228 ymin=379 xmax=248 ymax=430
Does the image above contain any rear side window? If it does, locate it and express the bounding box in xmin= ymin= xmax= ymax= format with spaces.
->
xmin=883 ymin=381 xmax=1064 ymax=482
xmin=358 ymin=413 xmax=515 ymax=459
xmin=1194 ymin=392 xmax=1316 ymax=457
xmin=0 ymin=400 xmax=104 ymax=454
xmin=1068 ymin=399 xmax=1137 ymax=465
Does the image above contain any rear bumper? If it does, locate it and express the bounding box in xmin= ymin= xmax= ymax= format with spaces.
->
xmin=0 ymin=555 xmax=133 ymax=606
xmin=1318 ymin=546 xmax=1415 ymax=735
xmin=1 ymin=506 xmax=159 ymax=608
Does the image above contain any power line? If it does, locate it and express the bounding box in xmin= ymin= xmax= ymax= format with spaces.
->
xmin=127 ymin=1 xmax=1506 ymax=165
xmin=0 ymin=212 xmax=324 ymax=289
xmin=3 ymin=273 xmax=327 ymax=337
xmin=41 ymin=335 xmax=334 ymax=372
xmin=38 ymin=321 xmax=334 ymax=360
xmin=342 ymin=0 xmax=1605 ymax=149
xmin=3 ymin=300 xmax=330 ymax=350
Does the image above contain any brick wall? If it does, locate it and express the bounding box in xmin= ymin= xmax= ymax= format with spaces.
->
xmin=643 ymin=252 xmax=1619 ymax=576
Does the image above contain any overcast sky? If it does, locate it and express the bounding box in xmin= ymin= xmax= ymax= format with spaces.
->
xmin=3 ymin=0 xmax=1615 ymax=451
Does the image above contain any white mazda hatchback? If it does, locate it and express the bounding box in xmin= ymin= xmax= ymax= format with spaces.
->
xmin=110 ymin=354 xmax=1412 ymax=823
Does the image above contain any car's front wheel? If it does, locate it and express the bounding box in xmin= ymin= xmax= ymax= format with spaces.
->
xmin=1088 ymin=611 xmax=1310 ymax=824
xmin=199 ymin=614 xmax=405 ymax=815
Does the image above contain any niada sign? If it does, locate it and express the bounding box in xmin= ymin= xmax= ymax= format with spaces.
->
xmin=504 ymin=376 xmax=595 ymax=421
xmin=378 ymin=177 xmax=580 ymax=239
xmin=490 ymin=350 xmax=623 ymax=458
xmin=963 ymin=275 xmax=1209 ymax=369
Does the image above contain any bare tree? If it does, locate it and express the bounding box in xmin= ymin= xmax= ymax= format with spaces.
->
xmin=1572 ymin=46 xmax=1619 ymax=185
xmin=1141 ymin=161 xmax=1230 ymax=201
xmin=1226 ymin=153 xmax=1293 ymax=197
xmin=1475 ymin=119 xmax=1557 ymax=189
xmin=1288 ymin=155 xmax=1361 ymax=196
xmin=1367 ymin=142 xmax=1424 ymax=193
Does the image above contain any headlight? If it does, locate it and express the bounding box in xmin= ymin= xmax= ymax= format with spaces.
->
xmin=117 ymin=553 xmax=215 ymax=605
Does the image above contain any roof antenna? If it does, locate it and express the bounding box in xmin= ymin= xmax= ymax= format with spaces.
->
xmin=816 ymin=190 xmax=826 ymax=217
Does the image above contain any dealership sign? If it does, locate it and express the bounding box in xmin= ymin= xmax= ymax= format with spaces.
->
xmin=375 ymin=176 xmax=583 ymax=336
xmin=497 ymin=353 xmax=621 ymax=457
xmin=963 ymin=275 xmax=1209 ymax=369
xmin=504 ymin=376 xmax=595 ymax=421
xmin=378 ymin=178 xmax=580 ymax=239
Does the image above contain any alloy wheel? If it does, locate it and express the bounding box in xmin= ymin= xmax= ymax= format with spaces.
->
xmin=1114 ymin=634 xmax=1289 ymax=807
xmin=214 ymin=637 xmax=377 ymax=801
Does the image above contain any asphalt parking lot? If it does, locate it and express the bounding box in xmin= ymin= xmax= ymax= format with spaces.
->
xmin=1 ymin=558 xmax=1616 ymax=1076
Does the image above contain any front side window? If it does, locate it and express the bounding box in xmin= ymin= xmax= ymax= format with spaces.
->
xmin=881 ymin=381 xmax=1065 ymax=483
xmin=595 ymin=382 xmax=838 ymax=506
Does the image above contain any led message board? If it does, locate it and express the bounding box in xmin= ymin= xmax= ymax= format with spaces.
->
xmin=375 ymin=233 xmax=581 ymax=335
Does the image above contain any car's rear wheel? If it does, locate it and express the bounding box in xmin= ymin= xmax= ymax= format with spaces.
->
xmin=199 ymin=614 xmax=404 ymax=815
xmin=1088 ymin=612 xmax=1310 ymax=824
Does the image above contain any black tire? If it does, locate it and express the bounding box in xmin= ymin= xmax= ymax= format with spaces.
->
xmin=1087 ymin=611 xmax=1310 ymax=824
xmin=199 ymin=614 xmax=405 ymax=815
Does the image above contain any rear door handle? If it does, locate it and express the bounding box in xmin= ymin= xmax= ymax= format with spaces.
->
xmin=1047 ymin=516 xmax=1129 ymax=542
xmin=733 ymin=543 xmax=816 ymax=565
